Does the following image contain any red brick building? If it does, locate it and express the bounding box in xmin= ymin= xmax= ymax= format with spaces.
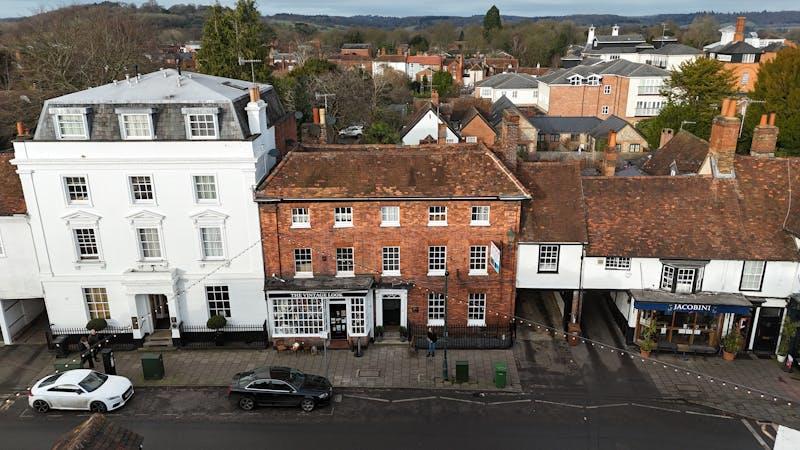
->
xmin=255 ymin=144 xmax=529 ymax=348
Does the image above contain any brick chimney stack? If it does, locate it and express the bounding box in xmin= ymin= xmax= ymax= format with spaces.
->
xmin=437 ymin=121 xmax=447 ymax=144
xmin=734 ymin=16 xmax=746 ymax=43
xmin=603 ymin=131 xmax=618 ymax=177
xmin=496 ymin=111 xmax=520 ymax=172
xmin=750 ymin=113 xmax=779 ymax=157
xmin=456 ymin=54 xmax=464 ymax=85
xmin=659 ymin=128 xmax=674 ymax=148
xmin=708 ymin=98 xmax=740 ymax=177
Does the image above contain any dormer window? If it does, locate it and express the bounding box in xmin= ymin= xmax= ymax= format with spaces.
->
xmin=182 ymin=107 xmax=220 ymax=140
xmin=117 ymin=108 xmax=154 ymax=140
xmin=586 ymin=75 xmax=601 ymax=86
xmin=51 ymin=107 xmax=90 ymax=140
xmin=568 ymin=75 xmax=583 ymax=86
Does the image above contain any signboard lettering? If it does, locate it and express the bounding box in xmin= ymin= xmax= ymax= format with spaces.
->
xmin=290 ymin=292 xmax=341 ymax=299
xmin=490 ymin=241 xmax=501 ymax=274
xmin=671 ymin=304 xmax=713 ymax=313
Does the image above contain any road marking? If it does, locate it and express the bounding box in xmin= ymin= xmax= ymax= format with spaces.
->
xmin=487 ymin=399 xmax=532 ymax=405
xmin=533 ymin=399 xmax=584 ymax=409
xmin=439 ymin=396 xmax=485 ymax=405
xmin=630 ymin=402 xmax=682 ymax=413
xmin=684 ymin=410 xmax=732 ymax=419
xmin=392 ymin=396 xmax=437 ymax=403
xmin=342 ymin=394 xmax=390 ymax=403
xmin=585 ymin=403 xmax=629 ymax=409
xmin=741 ymin=419 xmax=771 ymax=450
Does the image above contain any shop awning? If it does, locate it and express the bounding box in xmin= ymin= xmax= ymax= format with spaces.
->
xmin=630 ymin=290 xmax=753 ymax=316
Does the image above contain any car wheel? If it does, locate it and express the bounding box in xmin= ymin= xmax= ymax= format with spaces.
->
xmin=300 ymin=398 xmax=316 ymax=412
xmin=90 ymin=401 xmax=107 ymax=413
xmin=32 ymin=400 xmax=50 ymax=414
xmin=238 ymin=396 xmax=256 ymax=411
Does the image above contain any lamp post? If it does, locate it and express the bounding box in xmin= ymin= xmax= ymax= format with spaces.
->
xmin=442 ymin=270 xmax=450 ymax=381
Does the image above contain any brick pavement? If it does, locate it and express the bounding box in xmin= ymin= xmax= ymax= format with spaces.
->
xmin=105 ymin=345 xmax=521 ymax=392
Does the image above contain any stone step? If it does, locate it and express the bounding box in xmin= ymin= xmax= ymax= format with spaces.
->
xmin=373 ymin=339 xmax=408 ymax=346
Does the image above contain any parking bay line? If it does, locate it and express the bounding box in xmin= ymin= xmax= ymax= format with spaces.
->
xmin=741 ymin=419 xmax=771 ymax=450
xmin=392 ymin=396 xmax=437 ymax=403
xmin=342 ymin=394 xmax=391 ymax=403
xmin=684 ymin=410 xmax=732 ymax=419
xmin=487 ymin=399 xmax=532 ymax=406
xmin=438 ymin=396 xmax=485 ymax=405
xmin=533 ymin=399 xmax=585 ymax=409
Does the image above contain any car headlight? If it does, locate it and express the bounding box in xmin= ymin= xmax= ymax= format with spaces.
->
xmin=107 ymin=396 xmax=121 ymax=401
xmin=318 ymin=392 xmax=329 ymax=399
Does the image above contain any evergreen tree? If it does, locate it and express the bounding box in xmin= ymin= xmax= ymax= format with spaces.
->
xmin=432 ymin=70 xmax=454 ymax=97
xmin=740 ymin=47 xmax=800 ymax=155
xmin=363 ymin=121 xmax=400 ymax=144
xmin=197 ymin=0 xmax=270 ymax=82
xmin=483 ymin=5 xmax=502 ymax=38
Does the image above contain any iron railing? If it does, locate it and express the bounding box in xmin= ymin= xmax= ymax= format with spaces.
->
xmin=177 ymin=321 xmax=269 ymax=349
xmin=407 ymin=321 xmax=515 ymax=350
xmin=637 ymin=85 xmax=664 ymax=95
xmin=47 ymin=326 xmax=137 ymax=352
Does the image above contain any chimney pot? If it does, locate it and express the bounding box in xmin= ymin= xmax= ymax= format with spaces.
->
xmin=659 ymin=128 xmax=674 ymax=148
xmin=751 ymin=112 xmax=779 ymax=157
xmin=759 ymin=114 xmax=768 ymax=127
xmin=16 ymin=121 xmax=25 ymax=137
xmin=768 ymin=112 xmax=776 ymax=126
xmin=249 ymin=86 xmax=261 ymax=103
xmin=312 ymin=108 xmax=320 ymax=125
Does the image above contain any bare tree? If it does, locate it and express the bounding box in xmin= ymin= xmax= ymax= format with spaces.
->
xmin=311 ymin=69 xmax=375 ymax=128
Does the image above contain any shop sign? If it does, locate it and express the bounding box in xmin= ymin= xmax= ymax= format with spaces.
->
xmin=490 ymin=241 xmax=501 ymax=274
xmin=671 ymin=304 xmax=713 ymax=313
xmin=289 ymin=292 xmax=342 ymax=299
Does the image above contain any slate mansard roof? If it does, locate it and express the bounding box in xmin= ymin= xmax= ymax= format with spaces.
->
xmin=255 ymin=145 xmax=530 ymax=201
xmin=0 ymin=151 xmax=26 ymax=216
xmin=538 ymin=60 xmax=668 ymax=85
xmin=476 ymin=72 xmax=539 ymax=90
xmin=33 ymin=69 xmax=285 ymax=141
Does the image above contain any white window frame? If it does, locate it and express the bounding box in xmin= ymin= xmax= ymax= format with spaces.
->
xmin=428 ymin=206 xmax=447 ymax=227
xmin=199 ymin=226 xmax=225 ymax=260
xmin=334 ymin=207 xmax=353 ymax=228
xmin=83 ymin=287 xmax=110 ymax=320
xmin=73 ymin=228 xmax=101 ymax=262
xmin=63 ymin=211 xmax=104 ymax=266
xmin=428 ymin=245 xmax=447 ymax=276
xmin=603 ymin=85 xmax=611 ymax=95
xmin=586 ymin=75 xmax=601 ymax=86
xmin=291 ymin=208 xmax=311 ymax=229
xmin=335 ymin=247 xmax=355 ymax=277
xmin=629 ymin=143 xmax=641 ymax=152
xmin=128 ymin=175 xmax=156 ymax=205
xmin=601 ymin=105 xmax=609 ymax=115
xmin=271 ymin=296 xmax=325 ymax=337
xmin=192 ymin=174 xmax=218 ymax=204
xmin=380 ymin=206 xmax=400 ymax=227
xmin=741 ymin=72 xmax=750 ymax=85
xmin=136 ymin=227 xmax=164 ymax=261
xmin=117 ymin=109 xmax=154 ymax=140
xmin=349 ymin=297 xmax=367 ymax=336
xmin=675 ymin=268 xmax=695 ymax=294
xmin=661 ymin=265 xmax=675 ymax=291
xmin=469 ymin=245 xmax=488 ymax=275
xmin=189 ymin=209 xmax=229 ymax=263
xmin=62 ymin=176 xmax=91 ymax=206
xmin=538 ymin=245 xmax=559 ymax=273
xmin=182 ymin=107 xmax=220 ymax=140
xmin=427 ymin=292 xmax=445 ymax=326
xmin=480 ymin=88 xmax=492 ymax=98
xmin=470 ymin=206 xmax=490 ymax=226
xmin=382 ymin=246 xmax=401 ymax=276
xmin=51 ymin=108 xmax=90 ymax=140
xmin=467 ymin=293 xmax=486 ymax=326
xmin=742 ymin=54 xmax=755 ymax=63
xmin=294 ymin=248 xmax=313 ymax=278
xmin=206 ymin=285 xmax=231 ymax=318
xmin=740 ymin=261 xmax=766 ymax=292
xmin=604 ymin=256 xmax=631 ymax=271
xmin=465 ymin=136 xmax=478 ymax=143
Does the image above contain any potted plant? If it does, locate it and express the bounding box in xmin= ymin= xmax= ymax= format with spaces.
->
xmin=777 ymin=318 xmax=799 ymax=363
xmin=85 ymin=318 xmax=108 ymax=332
xmin=722 ymin=332 xmax=743 ymax=361
xmin=375 ymin=325 xmax=384 ymax=342
xmin=398 ymin=326 xmax=408 ymax=342
xmin=207 ymin=315 xmax=227 ymax=346
xmin=639 ymin=321 xmax=657 ymax=358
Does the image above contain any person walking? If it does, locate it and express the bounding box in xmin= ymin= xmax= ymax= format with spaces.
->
xmin=426 ymin=327 xmax=438 ymax=358
xmin=79 ymin=336 xmax=94 ymax=369
xmin=87 ymin=329 xmax=100 ymax=362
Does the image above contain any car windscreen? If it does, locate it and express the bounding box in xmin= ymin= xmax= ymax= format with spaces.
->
xmin=289 ymin=369 xmax=305 ymax=387
xmin=78 ymin=372 xmax=108 ymax=392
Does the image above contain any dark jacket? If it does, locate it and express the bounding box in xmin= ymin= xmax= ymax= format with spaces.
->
xmin=427 ymin=331 xmax=438 ymax=343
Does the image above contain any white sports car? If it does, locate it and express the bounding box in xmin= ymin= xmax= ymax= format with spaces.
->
xmin=28 ymin=369 xmax=134 ymax=413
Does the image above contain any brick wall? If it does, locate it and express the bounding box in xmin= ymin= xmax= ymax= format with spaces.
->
xmin=259 ymin=200 xmax=521 ymax=326
xmin=460 ymin=118 xmax=496 ymax=145
xmin=543 ymin=76 xmax=632 ymax=120
xmin=273 ymin=114 xmax=297 ymax=159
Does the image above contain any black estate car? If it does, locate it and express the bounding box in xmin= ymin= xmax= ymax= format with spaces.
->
xmin=228 ymin=366 xmax=333 ymax=412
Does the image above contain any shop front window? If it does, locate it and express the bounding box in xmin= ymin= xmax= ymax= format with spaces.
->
xmin=660 ymin=264 xmax=700 ymax=293
xmin=637 ymin=309 xmax=721 ymax=349
xmin=271 ymin=297 xmax=325 ymax=336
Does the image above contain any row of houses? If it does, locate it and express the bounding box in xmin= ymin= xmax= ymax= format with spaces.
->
xmin=0 ymin=71 xmax=798 ymax=360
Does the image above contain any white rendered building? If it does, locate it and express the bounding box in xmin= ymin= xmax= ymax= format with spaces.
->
xmin=12 ymin=69 xmax=289 ymax=344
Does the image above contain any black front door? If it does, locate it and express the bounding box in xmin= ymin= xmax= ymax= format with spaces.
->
xmin=753 ymin=307 xmax=782 ymax=353
xmin=383 ymin=295 xmax=401 ymax=327
xmin=149 ymin=294 xmax=170 ymax=330
xmin=329 ymin=304 xmax=347 ymax=339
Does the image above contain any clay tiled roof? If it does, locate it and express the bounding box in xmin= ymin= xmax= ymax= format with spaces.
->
xmin=256 ymin=145 xmax=530 ymax=201
xmin=0 ymin=151 xmax=26 ymax=216
xmin=582 ymin=176 xmax=754 ymax=260
xmin=734 ymin=157 xmax=800 ymax=259
xmin=52 ymin=413 xmax=144 ymax=450
xmin=407 ymin=55 xmax=442 ymax=65
xmin=517 ymin=162 xmax=588 ymax=243
xmin=641 ymin=130 xmax=710 ymax=176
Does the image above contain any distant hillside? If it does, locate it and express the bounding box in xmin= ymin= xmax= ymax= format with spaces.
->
xmin=268 ymin=11 xmax=800 ymax=30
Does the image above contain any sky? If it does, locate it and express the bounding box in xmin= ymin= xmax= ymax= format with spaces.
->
xmin=1 ymin=0 xmax=798 ymax=18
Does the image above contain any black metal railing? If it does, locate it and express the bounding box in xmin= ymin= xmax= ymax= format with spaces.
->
xmin=178 ymin=321 xmax=269 ymax=349
xmin=47 ymin=326 xmax=137 ymax=352
xmin=407 ymin=321 xmax=515 ymax=350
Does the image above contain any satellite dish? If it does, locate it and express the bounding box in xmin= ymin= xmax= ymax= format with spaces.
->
xmin=294 ymin=111 xmax=303 ymax=120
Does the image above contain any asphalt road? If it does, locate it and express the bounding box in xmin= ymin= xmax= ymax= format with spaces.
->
xmin=0 ymin=387 xmax=771 ymax=450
